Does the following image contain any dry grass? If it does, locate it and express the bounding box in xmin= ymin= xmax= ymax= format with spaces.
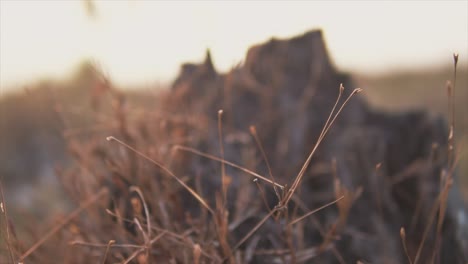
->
xmin=0 ymin=68 xmax=363 ymax=263
xmin=0 ymin=32 xmax=466 ymax=263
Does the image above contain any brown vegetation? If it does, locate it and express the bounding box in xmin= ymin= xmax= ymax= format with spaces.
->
xmin=1 ymin=30 xmax=467 ymax=263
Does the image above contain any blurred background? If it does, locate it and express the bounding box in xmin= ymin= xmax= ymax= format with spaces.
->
xmin=2 ymin=0 xmax=467 ymax=89
xmin=0 ymin=0 xmax=467 ymax=218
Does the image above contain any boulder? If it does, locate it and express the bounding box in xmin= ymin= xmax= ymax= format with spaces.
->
xmin=167 ymin=29 xmax=467 ymax=263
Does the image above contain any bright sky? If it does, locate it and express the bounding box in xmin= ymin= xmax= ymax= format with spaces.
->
xmin=0 ymin=0 xmax=467 ymax=91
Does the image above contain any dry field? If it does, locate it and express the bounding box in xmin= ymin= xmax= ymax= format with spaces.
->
xmin=1 ymin=30 xmax=466 ymax=263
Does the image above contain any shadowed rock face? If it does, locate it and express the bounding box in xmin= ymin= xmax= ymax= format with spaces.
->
xmin=168 ymin=29 xmax=467 ymax=263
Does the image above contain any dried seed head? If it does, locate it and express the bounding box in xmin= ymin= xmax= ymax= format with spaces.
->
xmin=375 ymin=162 xmax=382 ymax=170
xmin=339 ymin=83 xmax=345 ymax=93
xmin=400 ymin=227 xmax=406 ymax=239
xmin=249 ymin=125 xmax=257 ymax=135
xmin=352 ymin=88 xmax=363 ymax=95
xmin=453 ymin=53 xmax=459 ymax=66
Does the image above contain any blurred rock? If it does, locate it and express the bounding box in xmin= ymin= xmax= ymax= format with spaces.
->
xmin=167 ymin=29 xmax=467 ymax=263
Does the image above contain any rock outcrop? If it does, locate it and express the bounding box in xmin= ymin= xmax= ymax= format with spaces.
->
xmin=165 ymin=29 xmax=467 ymax=263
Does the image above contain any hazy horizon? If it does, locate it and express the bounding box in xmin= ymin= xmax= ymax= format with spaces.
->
xmin=1 ymin=1 xmax=467 ymax=91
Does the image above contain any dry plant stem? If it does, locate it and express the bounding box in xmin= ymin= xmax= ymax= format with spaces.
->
xmin=182 ymin=85 xmax=361 ymax=263
xmin=284 ymin=86 xmax=346 ymax=204
xmin=193 ymin=244 xmax=202 ymax=264
xmin=430 ymin=135 xmax=465 ymax=262
xmin=284 ymin=210 xmax=297 ymax=264
xmin=194 ymin=175 xmax=208 ymax=232
xmin=250 ymin=125 xmax=281 ymax=201
xmin=432 ymin=171 xmax=452 ymax=263
xmin=19 ymin=187 xmax=109 ymax=261
xmin=129 ymin=186 xmax=152 ymax=238
xmin=0 ymin=180 xmax=15 ymax=263
xmin=447 ymin=80 xmax=454 ymax=167
xmin=174 ymin=145 xmax=284 ymax=189
xmin=216 ymin=111 xmax=233 ymax=262
xmin=324 ymin=84 xmax=345 ymax=131
xmin=105 ymin=209 xmax=187 ymax=245
xmin=225 ymin=195 xmax=344 ymax=262
xmin=290 ymin=192 xmax=347 ymax=264
xmin=223 ymin=208 xmax=278 ymax=263
xmin=134 ymin=218 xmax=149 ymax=244
xmin=135 ymin=221 xmax=150 ymax=263
xmin=244 ymin=235 xmax=261 ymax=263
xmin=451 ymin=54 xmax=458 ymax=153
xmin=218 ymin=110 xmax=228 ymax=206
xmin=254 ymin=179 xmax=273 ymax=212
xmin=400 ymin=227 xmax=413 ymax=264
xmin=430 ymin=53 xmax=459 ymax=263
xmin=288 ymin=195 xmax=345 ymax=226
xmin=107 ymin=136 xmax=214 ymax=215
xmin=100 ymin=240 xmax=115 ymax=264
xmin=70 ymin=240 xmax=143 ymax=249
xmin=284 ymin=87 xmax=362 ymax=205
xmin=413 ymin=176 xmax=453 ymax=264
xmin=447 ymin=53 xmax=459 ymax=168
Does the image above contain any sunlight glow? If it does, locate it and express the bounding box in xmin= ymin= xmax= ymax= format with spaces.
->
xmin=1 ymin=1 xmax=467 ymax=90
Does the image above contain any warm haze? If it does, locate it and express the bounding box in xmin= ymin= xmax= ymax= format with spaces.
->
xmin=0 ymin=0 xmax=467 ymax=91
